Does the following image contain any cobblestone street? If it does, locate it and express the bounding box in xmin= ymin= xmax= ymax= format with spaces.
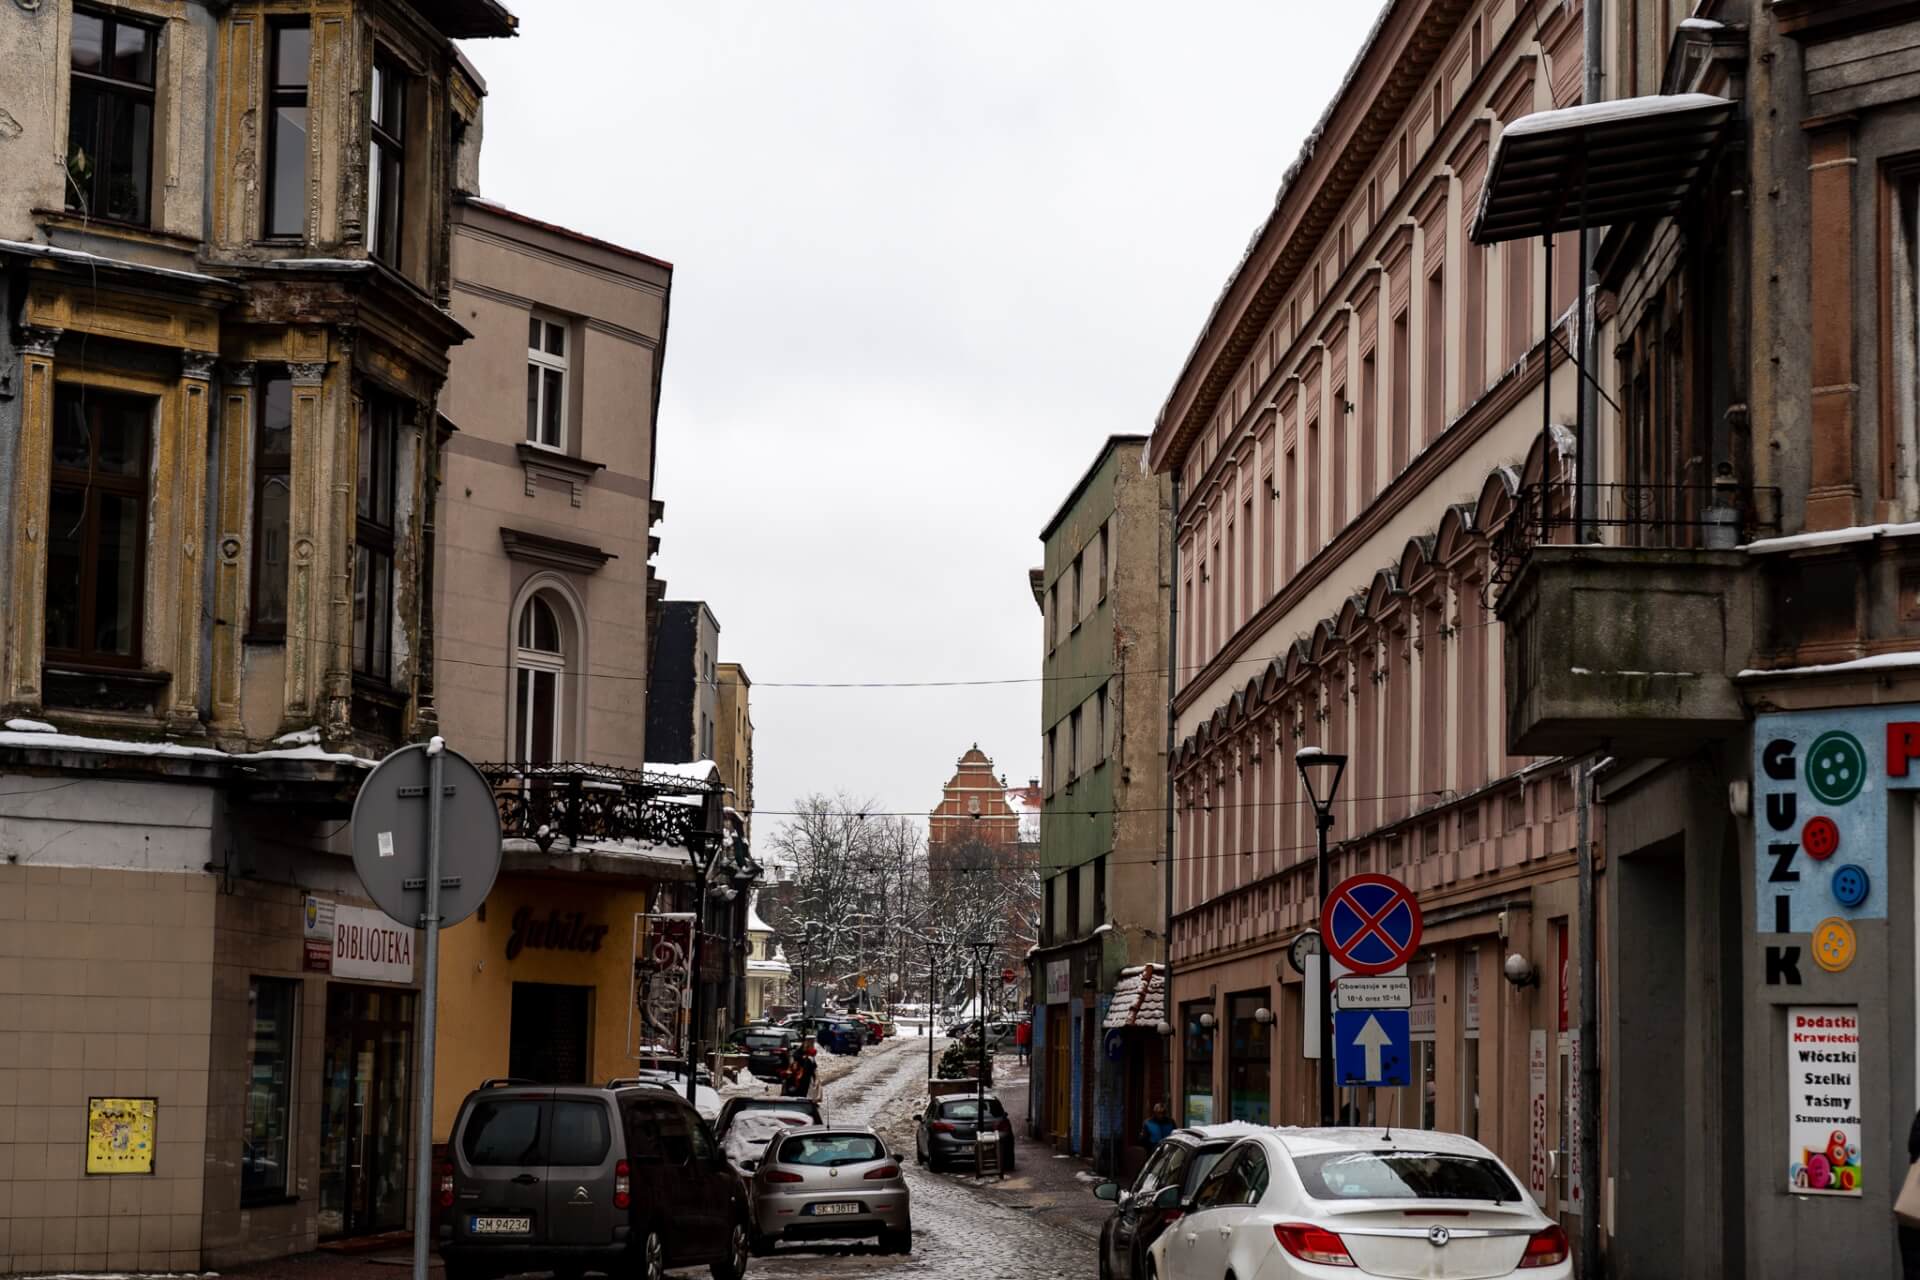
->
xmin=738 ymin=1036 xmax=1096 ymax=1279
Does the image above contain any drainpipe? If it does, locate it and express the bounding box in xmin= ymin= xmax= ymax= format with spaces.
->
xmin=1578 ymin=6 xmax=1604 ymax=1278
xmin=1163 ymin=470 xmax=1181 ymax=1109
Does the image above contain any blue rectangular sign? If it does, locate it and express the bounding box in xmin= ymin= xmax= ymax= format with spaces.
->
xmin=1334 ymin=1008 xmax=1410 ymax=1087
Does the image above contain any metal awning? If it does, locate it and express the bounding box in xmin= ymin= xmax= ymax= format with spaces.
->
xmin=1472 ymin=93 xmax=1735 ymax=245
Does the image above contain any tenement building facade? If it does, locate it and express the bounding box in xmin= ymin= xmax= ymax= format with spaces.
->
xmin=1027 ymin=434 xmax=1171 ymax=1180
xmin=1148 ymin=0 xmax=1593 ymax=1240
xmin=1484 ymin=0 xmax=1920 ymax=1274
xmin=0 ymin=0 xmax=516 ymax=1269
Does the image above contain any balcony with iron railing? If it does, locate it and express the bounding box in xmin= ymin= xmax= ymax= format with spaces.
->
xmin=476 ymin=760 xmax=723 ymax=866
xmin=1493 ymin=472 xmax=1781 ymax=758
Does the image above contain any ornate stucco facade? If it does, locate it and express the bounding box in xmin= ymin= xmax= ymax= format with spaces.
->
xmin=0 ymin=0 xmax=516 ymax=1270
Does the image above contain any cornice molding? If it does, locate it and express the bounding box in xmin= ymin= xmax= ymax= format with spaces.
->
xmin=1173 ymin=319 xmax=1562 ymax=720
xmin=499 ymin=526 xmax=616 ymax=574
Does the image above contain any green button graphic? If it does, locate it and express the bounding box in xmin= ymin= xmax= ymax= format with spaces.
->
xmin=1806 ymin=731 xmax=1866 ymax=806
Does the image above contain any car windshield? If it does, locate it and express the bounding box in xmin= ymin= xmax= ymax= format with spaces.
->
xmin=744 ymin=1033 xmax=787 ymax=1049
xmin=939 ymin=1099 xmax=1006 ymax=1120
xmin=1182 ymin=1144 xmax=1231 ymax=1194
xmin=778 ymin=1133 xmax=886 ymax=1167
xmin=737 ymin=1098 xmax=816 ymax=1116
xmin=1292 ymin=1150 xmax=1524 ymax=1202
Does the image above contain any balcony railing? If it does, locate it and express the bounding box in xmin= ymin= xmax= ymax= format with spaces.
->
xmin=477 ymin=761 xmax=721 ymax=855
xmin=1490 ymin=479 xmax=1781 ymax=603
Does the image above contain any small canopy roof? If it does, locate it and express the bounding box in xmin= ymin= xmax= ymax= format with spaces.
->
xmin=1472 ymin=93 xmax=1735 ymax=245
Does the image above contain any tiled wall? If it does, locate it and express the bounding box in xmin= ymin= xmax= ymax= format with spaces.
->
xmin=204 ymin=880 xmax=326 ymax=1266
xmin=0 ymin=863 xmax=217 ymax=1273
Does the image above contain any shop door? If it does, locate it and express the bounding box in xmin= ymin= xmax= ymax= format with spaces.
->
xmin=1047 ymin=1007 xmax=1070 ymax=1142
xmin=319 ymin=985 xmax=416 ymax=1239
xmin=509 ymin=982 xmax=593 ymax=1083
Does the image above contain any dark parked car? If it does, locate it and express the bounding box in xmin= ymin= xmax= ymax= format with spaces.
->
xmin=1090 ymin=1123 xmax=1245 ymax=1280
xmin=740 ymin=1028 xmax=799 ymax=1081
xmin=438 ymin=1079 xmax=751 ymax=1280
xmin=913 ymin=1094 xmax=1014 ymax=1172
xmin=818 ymin=1019 xmax=866 ymax=1055
xmin=715 ymin=1095 xmax=825 ymax=1142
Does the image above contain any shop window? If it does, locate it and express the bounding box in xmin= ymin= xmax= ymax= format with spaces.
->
xmin=1181 ymin=1000 xmax=1215 ymax=1126
xmin=1226 ymin=991 xmax=1271 ymax=1124
xmin=353 ymin=396 xmax=399 ymax=681
xmin=251 ymin=376 xmax=293 ymax=637
xmin=243 ymin=977 xmax=298 ymax=1203
xmin=514 ymin=592 xmax=566 ymax=764
xmin=46 ymin=385 xmax=151 ymax=667
xmin=264 ymin=22 xmax=311 ymax=238
xmin=65 ymin=7 xmax=156 ymax=225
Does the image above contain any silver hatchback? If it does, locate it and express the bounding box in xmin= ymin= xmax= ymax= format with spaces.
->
xmin=744 ymin=1125 xmax=912 ymax=1256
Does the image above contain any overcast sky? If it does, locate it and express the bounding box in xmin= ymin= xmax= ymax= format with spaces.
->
xmin=464 ymin=2 xmax=1385 ymax=844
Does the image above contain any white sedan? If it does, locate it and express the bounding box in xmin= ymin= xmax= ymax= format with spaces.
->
xmin=1147 ymin=1127 xmax=1570 ymax=1279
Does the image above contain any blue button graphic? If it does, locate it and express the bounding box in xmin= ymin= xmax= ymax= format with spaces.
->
xmin=1832 ymin=863 xmax=1870 ymax=909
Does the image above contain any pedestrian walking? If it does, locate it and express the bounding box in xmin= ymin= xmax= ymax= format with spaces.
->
xmin=779 ymin=1045 xmax=806 ymax=1098
xmin=1898 ymin=1107 xmax=1920 ymax=1277
xmin=1014 ymin=1017 xmax=1031 ymax=1063
xmin=1140 ymin=1101 xmax=1174 ymax=1148
xmin=798 ymin=1044 xmax=820 ymax=1100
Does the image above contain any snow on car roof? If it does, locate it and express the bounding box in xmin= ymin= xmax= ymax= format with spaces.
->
xmin=1268 ymin=1127 xmax=1501 ymax=1160
xmin=1174 ymin=1121 xmax=1273 ymax=1143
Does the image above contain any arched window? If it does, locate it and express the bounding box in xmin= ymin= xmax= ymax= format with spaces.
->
xmin=514 ymin=593 xmax=565 ymax=764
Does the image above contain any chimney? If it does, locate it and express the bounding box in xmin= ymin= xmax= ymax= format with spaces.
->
xmin=1029 ymin=778 xmax=1039 ymax=791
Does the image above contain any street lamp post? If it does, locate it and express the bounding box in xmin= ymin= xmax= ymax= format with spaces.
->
xmin=1296 ymin=747 xmax=1347 ymax=1127
xmin=968 ymin=937 xmax=998 ymax=1173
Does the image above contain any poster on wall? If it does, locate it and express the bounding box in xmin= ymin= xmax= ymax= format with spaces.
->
xmin=1566 ymin=1032 xmax=1583 ymax=1214
xmin=86 ymin=1097 xmax=156 ymax=1175
xmin=1786 ymin=1006 xmax=1863 ymax=1195
xmin=1528 ymin=1031 xmax=1549 ymax=1206
xmin=1046 ymin=960 xmax=1071 ymax=1004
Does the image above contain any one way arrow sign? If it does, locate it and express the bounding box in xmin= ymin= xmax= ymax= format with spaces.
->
xmin=1335 ymin=1007 xmax=1410 ymax=1087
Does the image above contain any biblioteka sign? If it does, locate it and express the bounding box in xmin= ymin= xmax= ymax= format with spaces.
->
xmin=333 ymin=903 xmax=415 ymax=983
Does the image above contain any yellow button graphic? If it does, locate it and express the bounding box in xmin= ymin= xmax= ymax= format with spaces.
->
xmin=1812 ymin=917 xmax=1856 ymax=974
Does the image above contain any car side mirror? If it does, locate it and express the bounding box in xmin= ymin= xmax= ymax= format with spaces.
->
xmin=1094 ymin=1182 xmax=1120 ymax=1202
xmin=892 ymin=1150 xmax=907 ymax=1163
xmin=741 ymin=1159 xmax=758 ymax=1173
xmin=1152 ymin=1185 xmax=1183 ymax=1210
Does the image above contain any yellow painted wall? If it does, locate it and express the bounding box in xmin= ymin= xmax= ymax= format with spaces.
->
xmin=433 ymin=876 xmax=662 ymax=1139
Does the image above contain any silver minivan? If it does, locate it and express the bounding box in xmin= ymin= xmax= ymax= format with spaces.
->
xmin=439 ymin=1079 xmax=752 ymax=1280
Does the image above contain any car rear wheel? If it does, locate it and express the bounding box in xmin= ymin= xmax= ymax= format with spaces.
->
xmin=880 ymin=1223 xmax=912 ymax=1255
xmin=710 ymin=1217 xmax=749 ymax=1280
xmin=636 ymin=1228 xmax=665 ymax=1280
xmin=748 ymin=1230 xmax=775 ymax=1258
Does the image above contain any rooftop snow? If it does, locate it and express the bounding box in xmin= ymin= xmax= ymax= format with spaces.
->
xmin=0 ymin=237 xmax=227 ymax=285
xmin=1741 ymin=522 xmax=1920 ymax=555
xmin=1500 ymin=92 xmax=1733 ymax=140
xmin=1738 ymin=652 xmax=1920 ymax=680
xmin=0 ymin=726 xmax=369 ymax=767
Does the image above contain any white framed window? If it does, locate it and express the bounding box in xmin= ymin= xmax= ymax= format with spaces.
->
xmin=514 ymin=593 xmax=565 ymax=764
xmin=525 ymin=314 xmax=569 ymax=449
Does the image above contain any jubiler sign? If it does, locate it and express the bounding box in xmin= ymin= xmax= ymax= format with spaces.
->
xmin=334 ymin=904 xmax=415 ymax=983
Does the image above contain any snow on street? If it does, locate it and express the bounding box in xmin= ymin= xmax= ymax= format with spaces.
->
xmin=738 ymin=1036 xmax=1097 ymax=1279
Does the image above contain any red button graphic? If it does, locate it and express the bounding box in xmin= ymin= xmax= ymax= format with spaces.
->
xmin=1803 ymin=816 xmax=1840 ymax=861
